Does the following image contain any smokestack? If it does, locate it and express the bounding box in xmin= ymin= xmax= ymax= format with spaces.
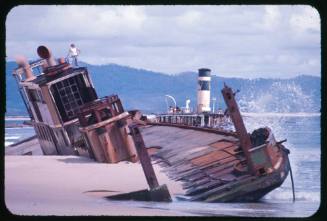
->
xmin=58 ymin=57 xmax=66 ymax=64
xmin=197 ymin=68 xmax=211 ymax=113
xmin=15 ymin=55 xmax=35 ymax=81
xmin=37 ymin=45 xmax=57 ymax=67
xmin=185 ymin=99 xmax=191 ymax=113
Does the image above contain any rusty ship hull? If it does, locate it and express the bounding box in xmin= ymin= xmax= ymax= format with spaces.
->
xmin=140 ymin=123 xmax=290 ymax=202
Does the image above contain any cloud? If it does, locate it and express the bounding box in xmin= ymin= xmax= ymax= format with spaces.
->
xmin=177 ymin=9 xmax=202 ymax=27
xmin=289 ymin=6 xmax=320 ymax=33
xmin=6 ymin=5 xmax=320 ymax=78
xmin=7 ymin=6 xmax=146 ymax=40
xmin=263 ymin=5 xmax=281 ymax=31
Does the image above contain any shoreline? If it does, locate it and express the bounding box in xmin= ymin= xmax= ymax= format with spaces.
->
xmin=5 ymin=124 xmax=33 ymax=128
xmin=5 ymin=116 xmax=30 ymax=121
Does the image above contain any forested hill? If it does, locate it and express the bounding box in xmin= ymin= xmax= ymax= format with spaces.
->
xmin=6 ymin=61 xmax=320 ymax=115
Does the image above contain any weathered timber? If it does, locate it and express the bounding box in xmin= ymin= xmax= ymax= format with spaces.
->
xmin=189 ymin=175 xmax=255 ymax=201
xmin=186 ymin=179 xmax=224 ymax=196
xmin=221 ymin=84 xmax=256 ymax=175
xmin=129 ymin=124 xmax=159 ymax=189
xmin=140 ymin=121 xmax=290 ymax=202
xmin=131 ymin=124 xmax=172 ymax=201
xmin=106 ymin=184 xmax=171 ymax=202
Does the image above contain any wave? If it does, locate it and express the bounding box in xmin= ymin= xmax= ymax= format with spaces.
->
xmin=237 ymin=79 xmax=320 ymax=113
xmin=5 ymin=127 xmax=34 ymax=130
xmin=241 ymin=112 xmax=320 ymax=117
xmin=5 ymin=116 xmax=30 ymax=121
xmin=5 ymin=141 xmax=14 ymax=147
xmin=5 ymin=136 xmax=21 ymax=140
xmin=264 ymin=190 xmax=320 ymax=203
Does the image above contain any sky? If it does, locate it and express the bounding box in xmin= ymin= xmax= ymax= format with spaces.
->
xmin=6 ymin=5 xmax=321 ymax=78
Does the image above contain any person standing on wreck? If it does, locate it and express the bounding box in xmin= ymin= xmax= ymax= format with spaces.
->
xmin=67 ymin=43 xmax=80 ymax=66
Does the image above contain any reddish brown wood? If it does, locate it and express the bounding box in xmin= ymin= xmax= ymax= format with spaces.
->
xmin=129 ymin=124 xmax=159 ymax=189
xmin=191 ymin=151 xmax=230 ymax=166
xmin=221 ymin=84 xmax=256 ymax=175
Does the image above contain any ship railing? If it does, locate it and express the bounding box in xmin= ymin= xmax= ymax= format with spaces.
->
xmin=12 ymin=58 xmax=46 ymax=81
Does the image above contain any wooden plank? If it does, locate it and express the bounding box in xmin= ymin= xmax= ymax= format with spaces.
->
xmin=186 ymin=172 xmax=207 ymax=182
xmin=204 ymin=175 xmax=259 ymax=202
xmin=129 ymin=124 xmax=159 ymax=190
xmin=208 ymin=167 xmax=235 ymax=180
xmin=209 ymin=140 xmax=236 ymax=150
xmin=170 ymin=155 xmax=236 ymax=181
xmin=189 ymin=175 xmax=255 ymax=201
xmin=186 ymin=179 xmax=224 ymax=196
xmin=182 ymin=177 xmax=211 ymax=189
xmin=169 ymin=168 xmax=200 ymax=181
xmin=191 ymin=150 xmax=230 ymax=166
xmin=141 ymin=125 xmax=232 ymax=152
xmin=204 ymin=160 xmax=238 ymax=176
xmin=98 ymin=131 xmax=117 ymax=163
xmin=167 ymin=147 xmax=213 ymax=166
xmin=186 ymin=172 xmax=245 ymax=196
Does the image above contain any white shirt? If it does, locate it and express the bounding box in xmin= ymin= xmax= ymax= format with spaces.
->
xmin=69 ymin=47 xmax=79 ymax=56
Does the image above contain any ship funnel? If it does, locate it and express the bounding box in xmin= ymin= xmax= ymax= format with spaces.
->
xmin=184 ymin=99 xmax=191 ymax=113
xmin=37 ymin=45 xmax=57 ymax=67
xmin=197 ymin=68 xmax=211 ymax=113
xmin=15 ymin=55 xmax=35 ymax=81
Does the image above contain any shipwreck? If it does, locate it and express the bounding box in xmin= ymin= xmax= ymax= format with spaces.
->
xmin=9 ymin=45 xmax=294 ymax=202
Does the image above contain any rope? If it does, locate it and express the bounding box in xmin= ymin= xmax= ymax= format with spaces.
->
xmin=288 ymin=159 xmax=296 ymax=202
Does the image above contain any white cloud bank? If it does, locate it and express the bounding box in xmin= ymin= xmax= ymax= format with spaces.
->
xmin=6 ymin=5 xmax=320 ymax=78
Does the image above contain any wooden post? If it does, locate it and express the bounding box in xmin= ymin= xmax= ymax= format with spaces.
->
xmin=221 ymin=84 xmax=256 ymax=175
xmin=128 ymin=124 xmax=159 ymax=189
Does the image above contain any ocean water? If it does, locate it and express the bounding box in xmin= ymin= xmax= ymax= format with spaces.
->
xmin=4 ymin=114 xmax=321 ymax=217
xmin=4 ymin=120 xmax=35 ymax=147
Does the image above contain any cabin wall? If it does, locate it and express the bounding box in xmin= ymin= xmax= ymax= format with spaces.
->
xmin=64 ymin=122 xmax=90 ymax=157
xmin=33 ymin=123 xmax=58 ymax=155
xmin=24 ymin=85 xmax=43 ymax=123
xmin=86 ymin=130 xmax=108 ymax=162
xmin=81 ymin=115 xmax=138 ymax=163
xmin=40 ymin=85 xmax=61 ymax=126
xmin=49 ymin=72 xmax=98 ymax=123
xmin=120 ymin=118 xmax=138 ymax=162
xmin=32 ymin=122 xmax=76 ymax=155
xmin=52 ymin=127 xmax=76 ymax=155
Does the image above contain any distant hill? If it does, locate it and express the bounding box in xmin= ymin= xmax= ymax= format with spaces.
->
xmin=5 ymin=61 xmax=321 ymax=116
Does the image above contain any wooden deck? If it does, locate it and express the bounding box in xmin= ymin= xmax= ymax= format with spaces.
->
xmin=140 ymin=125 xmax=248 ymax=201
xmin=140 ymin=124 xmax=289 ymax=202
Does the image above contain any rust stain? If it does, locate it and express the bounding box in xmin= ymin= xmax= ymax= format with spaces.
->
xmin=209 ymin=140 xmax=236 ymax=150
xmin=147 ymin=146 xmax=162 ymax=156
xmin=191 ymin=150 xmax=230 ymax=166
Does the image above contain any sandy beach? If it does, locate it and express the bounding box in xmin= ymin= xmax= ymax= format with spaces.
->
xmin=5 ymin=155 xmax=187 ymax=216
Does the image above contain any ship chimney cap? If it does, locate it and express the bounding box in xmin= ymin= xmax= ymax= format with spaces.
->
xmin=37 ymin=45 xmax=52 ymax=59
xmin=198 ymin=68 xmax=211 ymax=77
xmin=15 ymin=55 xmax=29 ymax=67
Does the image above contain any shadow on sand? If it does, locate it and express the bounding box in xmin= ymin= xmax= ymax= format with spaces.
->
xmin=56 ymin=157 xmax=96 ymax=164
